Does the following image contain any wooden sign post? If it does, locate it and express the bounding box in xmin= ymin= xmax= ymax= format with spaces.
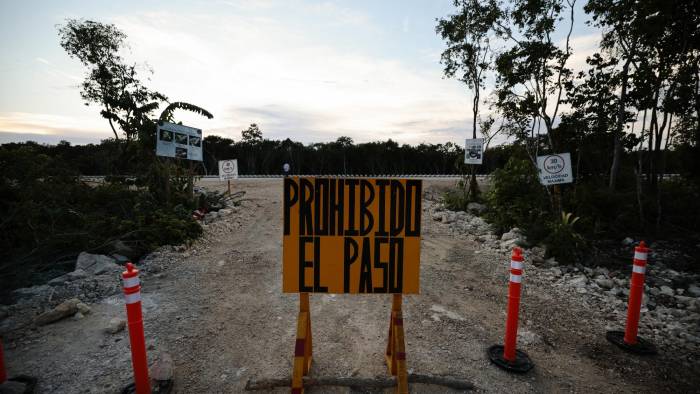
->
xmin=385 ymin=294 xmax=408 ymax=393
xmin=283 ymin=177 xmax=422 ymax=393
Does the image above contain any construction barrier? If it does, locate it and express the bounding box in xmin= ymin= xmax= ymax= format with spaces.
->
xmin=291 ymin=293 xmax=313 ymax=394
xmin=0 ymin=338 xmax=38 ymax=392
xmin=606 ymin=241 xmax=657 ymax=354
xmin=488 ymin=247 xmax=534 ymax=373
xmin=122 ymin=262 xmax=151 ymax=394
xmin=282 ymin=177 xmax=421 ymax=393
xmin=385 ymin=294 xmax=409 ymax=394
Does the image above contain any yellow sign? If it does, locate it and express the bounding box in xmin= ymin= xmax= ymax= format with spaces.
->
xmin=283 ymin=177 xmax=422 ymax=294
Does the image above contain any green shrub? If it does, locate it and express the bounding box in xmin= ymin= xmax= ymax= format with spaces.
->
xmin=658 ymin=177 xmax=700 ymax=233
xmin=543 ymin=212 xmax=587 ymax=264
xmin=485 ymin=157 xmax=550 ymax=240
xmin=444 ymin=179 xmax=469 ymax=211
xmin=443 ymin=175 xmax=483 ymax=212
xmin=0 ymin=145 xmax=203 ymax=297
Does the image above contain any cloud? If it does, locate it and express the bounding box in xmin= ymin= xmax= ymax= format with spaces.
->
xmin=102 ymin=6 xmax=473 ymax=145
xmin=565 ymin=33 xmax=602 ymax=72
xmin=34 ymin=56 xmax=82 ymax=82
xmin=0 ymin=112 xmax=104 ymax=138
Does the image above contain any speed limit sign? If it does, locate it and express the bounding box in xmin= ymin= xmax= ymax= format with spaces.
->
xmin=219 ymin=159 xmax=239 ymax=180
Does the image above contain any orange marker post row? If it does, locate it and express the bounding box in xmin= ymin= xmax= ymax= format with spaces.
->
xmin=503 ymin=247 xmax=524 ymax=362
xmin=624 ymin=241 xmax=649 ymax=345
xmin=122 ymin=262 xmax=151 ymax=394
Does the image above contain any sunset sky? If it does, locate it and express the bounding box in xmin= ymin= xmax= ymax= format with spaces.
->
xmin=0 ymin=0 xmax=600 ymax=146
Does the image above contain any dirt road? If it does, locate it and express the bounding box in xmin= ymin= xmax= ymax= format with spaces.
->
xmin=4 ymin=179 xmax=698 ymax=393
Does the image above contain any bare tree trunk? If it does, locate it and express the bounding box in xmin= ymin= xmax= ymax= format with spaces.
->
xmin=636 ymin=109 xmax=647 ymax=229
xmin=694 ymin=69 xmax=700 ymax=182
xmin=656 ymin=114 xmax=673 ymax=232
xmin=468 ymin=89 xmax=480 ymax=200
xmin=609 ymin=59 xmax=630 ymax=191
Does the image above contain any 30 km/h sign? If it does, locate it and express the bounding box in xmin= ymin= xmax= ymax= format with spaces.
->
xmin=537 ymin=153 xmax=573 ymax=185
xmin=282 ymin=177 xmax=422 ymax=294
xmin=218 ymin=159 xmax=238 ymax=181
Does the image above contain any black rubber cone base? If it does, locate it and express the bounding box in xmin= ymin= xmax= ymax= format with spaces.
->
xmin=121 ymin=379 xmax=173 ymax=394
xmin=606 ymin=330 xmax=657 ymax=355
xmin=487 ymin=344 xmax=534 ymax=373
xmin=2 ymin=375 xmax=38 ymax=394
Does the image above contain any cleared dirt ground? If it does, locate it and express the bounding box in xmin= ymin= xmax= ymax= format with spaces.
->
xmin=4 ymin=179 xmax=699 ymax=393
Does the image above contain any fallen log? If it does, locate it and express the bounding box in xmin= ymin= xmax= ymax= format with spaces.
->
xmin=244 ymin=373 xmax=474 ymax=391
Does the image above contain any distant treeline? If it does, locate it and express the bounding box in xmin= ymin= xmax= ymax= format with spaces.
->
xmin=0 ymin=137 xmax=692 ymax=177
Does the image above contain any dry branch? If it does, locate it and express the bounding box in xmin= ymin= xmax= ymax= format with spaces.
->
xmin=245 ymin=373 xmax=474 ymax=391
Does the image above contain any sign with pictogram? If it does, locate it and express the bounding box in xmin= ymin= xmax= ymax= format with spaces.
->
xmin=464 ymin=138 xmax=484 ymax=165
xmin=155 ymin=121 xmax=203 ymax=161
xmin=537 ymin=153 xmax=573 ymax=185
xmin=218 ymin=159 xmax=238 ymax=181
xmin=282 ymin=177 xmax=422 ymax=294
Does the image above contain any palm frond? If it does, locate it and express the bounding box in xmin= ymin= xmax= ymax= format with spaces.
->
xmin=561 ymin=211 xmax=580 ymax=226
xmin=159 ymin=102 xmax=213 ymax=122
xmin=138 ymin=101 xmax=160 ymax=114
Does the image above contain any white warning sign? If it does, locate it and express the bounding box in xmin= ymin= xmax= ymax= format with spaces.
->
xmin=537 ymin=153 xmax=573 ymax=185
xmin=219 ymin=159 xmax=239 ymax=181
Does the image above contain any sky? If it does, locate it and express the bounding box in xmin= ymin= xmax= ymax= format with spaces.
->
xmin=0 ymin=0 xmax=600 ymax=146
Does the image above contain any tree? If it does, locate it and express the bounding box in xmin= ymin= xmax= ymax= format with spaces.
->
xmin=333 ymin=136 xmax=354 ymax=173
xmin=440 ymin=0 xmax=577 ymax=215
xmin=495 ymin=0 xmax=576 ymax=158
xmin=58 ymin=19 xmax=165 ymax=143
xmin=58 ymin=18 xmax=213 ymax=176
xmin=437 ymin=0 xmax=499 ymax=199
xmin=241 ymin=123 xmax=263 ymax=144
xmin=586 ymin=0 xmax=700 ymax=228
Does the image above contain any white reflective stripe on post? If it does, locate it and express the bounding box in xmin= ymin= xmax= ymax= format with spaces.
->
xmin=632 ymin=265 xmax=646 ymax=274
xmin=509 ymin=274 xmax=522 ymax=283
xmin=634 ymin=251 xmax=648 ymax=261
xmin=510 ymin=261 xmax=523 ymax=270
xmin=124 ymin=292 xmax=141 ymax=304
xmin=123 ymin=276 xmax=140 ymax=288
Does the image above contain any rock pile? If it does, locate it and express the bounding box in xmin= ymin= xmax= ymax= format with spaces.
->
xmin=431 ymin=203 xmax=493 ymax=237
xmin=429 ymin=200 xmax=700 ymax=355
xmin=1 ymin=253 xmax=125 ymax=332
xmin=541 ymin=257 xmax=700 ymax=352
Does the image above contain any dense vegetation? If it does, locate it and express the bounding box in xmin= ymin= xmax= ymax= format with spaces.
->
xmin=438 ymin=0 xmax=700 ymax=263
xmin=0 ymin=19 xmax=215 ymax=299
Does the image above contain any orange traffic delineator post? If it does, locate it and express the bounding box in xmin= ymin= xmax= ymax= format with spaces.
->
xmin=121 ymin=262 xmax=151 ymax=394
xmin=0 ymin=337 xmax=6 ymax=384
xmin=488 ymin=247 xmax=534 ymax=373
xmin=291 ymin=293 xmax=313 ymax=394
xmin=606 ymin=241 xmax=657 ymax=355
xmin=0 ymin=338 xmax=37 ymax=391
xmin=385 ymin=294 xmax=408 ymax=394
